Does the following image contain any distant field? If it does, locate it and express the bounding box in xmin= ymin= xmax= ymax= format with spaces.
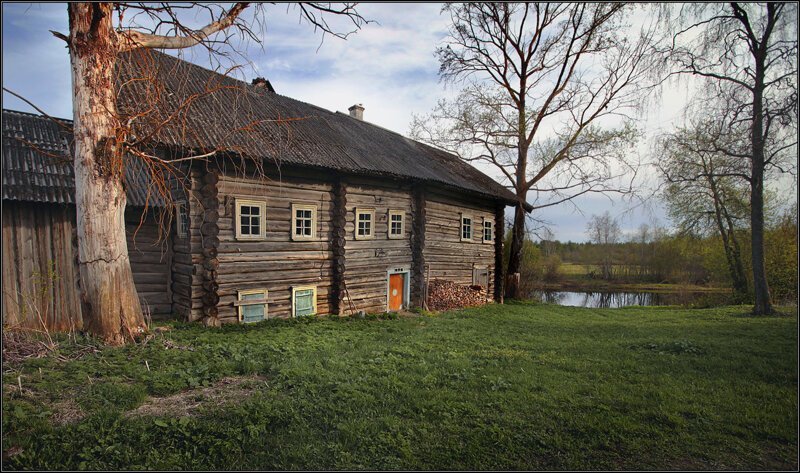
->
xmin=559 ymin=262 xmax=591 ymax=276
xmin=3 ymin=303 xmax=797 ymax=470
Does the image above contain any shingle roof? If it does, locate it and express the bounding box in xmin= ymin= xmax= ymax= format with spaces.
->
xmin=115 ymin=49 xmax=520 ymax=207
xmin=2 ymin=109 xmax=164 ymax=206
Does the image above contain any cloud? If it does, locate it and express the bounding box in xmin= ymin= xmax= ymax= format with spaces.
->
xmin=4 ymin=3 xmax=740 ymax=244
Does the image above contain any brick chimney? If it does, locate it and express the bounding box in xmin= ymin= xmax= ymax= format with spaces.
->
xmin=251 ymin=77 xmax=275 ymax=93
xmin=348 ymin=103 xmax=365 ymax=120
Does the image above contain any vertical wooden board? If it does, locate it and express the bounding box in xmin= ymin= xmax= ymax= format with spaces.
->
xmin=16 ymin=204 xmax=37 ymax=328
xmin=1 ymin=205 xmax=21 ymax=326
xmin=38 ymin=205 xmax=57 ymax=329
xmin=47 ymin=207 xmax=61 ymax=330
xmin=65 ymin=206 xmax=82 ymax=329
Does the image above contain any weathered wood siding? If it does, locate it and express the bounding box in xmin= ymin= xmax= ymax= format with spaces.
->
xmin=2 ymin=201 xmax=173 ymax=330
xmin=214 ymin=172 xmax=334 ymax=321
xmin=126 ymin=210 xmax=173 ymax=319
xmin=2 ymin=202 xmax=82 ymax=331
xmin=344 ymin=177 xmax=414 ymax=314
xmin=424 ymin=189 xmax=496 ymax=297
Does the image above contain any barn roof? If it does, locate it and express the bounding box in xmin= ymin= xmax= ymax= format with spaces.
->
xmin=2 ymin=109 xmax=163 ymax=206
xmin=115 ymin=49 xmax=523 ymax=208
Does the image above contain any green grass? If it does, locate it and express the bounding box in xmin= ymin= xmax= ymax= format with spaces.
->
xmin=3 ymin=303 xmax=797 ymax=470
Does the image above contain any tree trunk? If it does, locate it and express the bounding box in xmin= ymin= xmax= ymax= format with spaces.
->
xmin=505 ymin=201 xmax=526 ymax=299
xmin=69 ymin=3 xmax=147 ymax=344
xmin=708 ymin=175 xmax=749 ymax=299
xmin=749 ymin=40 xmax=773 ymax=315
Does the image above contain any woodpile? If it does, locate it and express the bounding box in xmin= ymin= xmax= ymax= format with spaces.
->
xmin=426 ymin=279 xmax=488 ymax=311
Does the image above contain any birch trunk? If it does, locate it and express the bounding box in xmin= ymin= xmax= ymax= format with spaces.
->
xmin=69 ymin=3 xmax=146 ymax=344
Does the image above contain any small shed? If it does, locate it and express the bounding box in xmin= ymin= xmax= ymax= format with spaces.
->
xmin=1 ymin=109 xmax=174 ymax=330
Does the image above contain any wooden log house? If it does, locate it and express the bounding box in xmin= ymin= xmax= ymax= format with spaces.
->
xmin=2 ymin=49 xmax=530 ymax=329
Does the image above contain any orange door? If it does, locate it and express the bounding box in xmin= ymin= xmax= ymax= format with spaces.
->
xmin=389 ymin=273 xmax=404 ymax=311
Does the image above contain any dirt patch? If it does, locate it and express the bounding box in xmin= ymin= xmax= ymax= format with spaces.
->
xmin=125 ymin=375 xmax=268 ymax=418
xmin=50 ymin=399 xmax=86 ymax=426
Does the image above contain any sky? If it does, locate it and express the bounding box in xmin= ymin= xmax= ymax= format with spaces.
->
xmin=4 ymin=2 xmax=787 ymax=243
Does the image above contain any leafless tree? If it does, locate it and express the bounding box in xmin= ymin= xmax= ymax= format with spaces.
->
xmin=45 ymin=2 xmax=368 ymax=344
xmin=585 ymin=211 xmax=621 ymax=280
xmin=663 ymin=2 xmax=798 ymax=315
xmin=656 ymin=119 xmax=752 ymax=298
xmin=410 ymin=3 xmax=661 ymax=299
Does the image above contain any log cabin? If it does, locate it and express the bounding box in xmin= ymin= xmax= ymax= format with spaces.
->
xmin=2 ymin=49 xmax=530 ymax=329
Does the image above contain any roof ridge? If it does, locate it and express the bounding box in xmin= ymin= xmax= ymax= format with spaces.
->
xmin=145 ymin=50 xmax=341 ymax=119
xmin=2 ymin=108 xmax=73 ymax=124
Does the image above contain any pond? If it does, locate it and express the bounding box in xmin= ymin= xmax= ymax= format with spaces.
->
xmin=528 ymin=290 xmax=731 ymax=308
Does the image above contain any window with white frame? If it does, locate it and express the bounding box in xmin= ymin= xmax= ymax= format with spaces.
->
xmin=237 ymin=289 xmax=268 ymax=323
xmin=355 ymin=208 xmax=375 ymax=240
xmin=291 ymin=203 xmax=317 ymax=241
xmin=483 ymin=219 xmax=493 ymax=243
xmin=235 ymin=199 xmax=266 ymax=240
xmin=292 ymin=286 xmax=317 ymax=317
xmin=388 ymin=210 xmax=404 ymax=239
xmin=175 ymin=201 xmax=189 ymax=238
xmin=461 ymin=214 xmax=472 ymax=241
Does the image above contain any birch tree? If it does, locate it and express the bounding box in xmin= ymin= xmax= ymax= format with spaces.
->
xmin=410 ymin=3 xmax=659 ymax=298
xmin=56 ymin=2 xmax=366 ymax=344
xmin=656 ymin=120 xmax=751 ymax=299
xmin=665 ymin=2 xmax=798 ymax=315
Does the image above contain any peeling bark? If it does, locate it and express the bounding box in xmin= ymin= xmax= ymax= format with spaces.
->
xmin=69 ymin=3 xmax=146 ymax=344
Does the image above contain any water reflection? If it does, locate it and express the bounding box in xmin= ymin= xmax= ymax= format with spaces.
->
xmin=529 ymin=290 xmax=728 ymax=308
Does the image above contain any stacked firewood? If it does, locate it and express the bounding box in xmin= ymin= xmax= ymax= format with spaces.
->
xmin=426 ymin=279 xmax=488 ymax=311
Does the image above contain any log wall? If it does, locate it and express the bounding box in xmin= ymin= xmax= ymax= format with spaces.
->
xmin=424 ymin=188 xmax=497 ymax=298
xmin=343 ymin=177 xmax=414 ymax=314
xmin=126 ymin=211 xmax=173 ymax=319
xmin=214 ymin=171 xmax=335 ymax=321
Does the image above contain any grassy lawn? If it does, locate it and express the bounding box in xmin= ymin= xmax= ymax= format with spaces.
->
xmin=2 ymin=303 xmax=797 ymax=470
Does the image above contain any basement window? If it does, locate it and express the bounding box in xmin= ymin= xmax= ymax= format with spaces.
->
xmin=236 ymin=199 xmax=266 ymax=240
xmin=483 ymin=219 xmax=493 ymax=243
xmin=355 ymin=208 xmax=375 ymax=240
xmin=292 ymin=286 xmax=317 ymax=317
xmin=291 ymin=203 xmax=317 ymax=241
xmin=236 ymin=289 xmax=268 ymax=323
xmin=388 ymin=210 xmax=404 ymax=239
xmin=461 ymin=214 xmax=472 ymax=242
xmin=175 ymin=201 xmax=189 ymax=238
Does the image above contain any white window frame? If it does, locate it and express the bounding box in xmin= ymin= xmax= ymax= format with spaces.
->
xmin=235 ymin=288 xmax=268 ymax=323
xmin=355 ymin=207 xmax=375 ymax=240
xmin=235 ymin=199 xmax=267 ymax=240
xmin=175 ymin=201 xmax=189 ymax=238
xmin=460 ymin=214 xmax=473 ymax=242
xmin=291 ymin=203 xmax=318 ymax=241
xmin=292 ymin=285 xmax=318 ymax=317
xmin=388 ymin=210 xmax=405 ymax=239
xmin=483 ymin=218 xmax=493 ymax=243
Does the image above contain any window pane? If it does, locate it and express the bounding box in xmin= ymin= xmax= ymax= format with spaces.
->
xmin=242 ymin=303 xmax=265 ymax=322
xmin=240 ymin=292 xmax=266 ymax=322
xmin=295 ymin=289 xmax=314 ymax=316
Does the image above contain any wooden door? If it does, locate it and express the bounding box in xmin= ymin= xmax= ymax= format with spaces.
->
xmin=389 ymin=273 xmax=405 ymax=311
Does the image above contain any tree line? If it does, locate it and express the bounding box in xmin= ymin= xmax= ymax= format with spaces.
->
xmin=509 ymin=203 xmax=797 ymax=305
